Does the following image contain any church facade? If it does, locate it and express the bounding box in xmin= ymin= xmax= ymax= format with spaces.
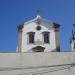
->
xmin=17 ymin=15 xmax=60 ymax=52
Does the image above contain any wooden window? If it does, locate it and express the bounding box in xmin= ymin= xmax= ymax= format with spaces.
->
xmin=28 ymin=32 xmax=35 ymax=44
xmin=42 ymin=32 xmax=50 ymax=43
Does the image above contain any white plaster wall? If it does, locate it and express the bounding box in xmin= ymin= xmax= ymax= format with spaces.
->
xmin=0 ymin=52 xmax=75 ymax=75
xmin=22 ymin=21 xmax=56 ymax=52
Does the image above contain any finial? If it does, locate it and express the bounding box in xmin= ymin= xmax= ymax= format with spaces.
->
xmin=73 ymin=24 xmax=75 ymax=27
xmin=36 ymin=9 xmax=43 ymax=19
xmin=35 ymin=9 xmax=42 ymax=25
xmin=36 ymin=9 xmax=41 ymax=16
xmin=71 ymin=24 xmax=75 ymax=40
xmin=72 ymin=24 xmax=75 ymax=34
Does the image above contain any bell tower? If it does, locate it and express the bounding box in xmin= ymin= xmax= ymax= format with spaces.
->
xmin=70 ymin=24 xmax=75 ymax=51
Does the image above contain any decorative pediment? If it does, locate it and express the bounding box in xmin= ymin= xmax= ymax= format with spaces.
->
xmin=32 ymin=46 xmax=45 ymax=52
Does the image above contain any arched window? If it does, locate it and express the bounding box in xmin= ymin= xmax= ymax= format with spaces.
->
xmin=28 ymin=32 xmax=35 ymax=44
xmin=42 ymin=31 xmax=50 ymax=43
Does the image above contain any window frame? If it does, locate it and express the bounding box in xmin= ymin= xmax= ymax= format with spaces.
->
xmin=27 ymin=32 xmax=35 ymax=44
xmin=42 ymin=31 xmax=50 ymax=44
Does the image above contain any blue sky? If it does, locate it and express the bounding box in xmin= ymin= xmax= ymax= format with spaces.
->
xmin=0 ymin=0 xmax=75 ymax=52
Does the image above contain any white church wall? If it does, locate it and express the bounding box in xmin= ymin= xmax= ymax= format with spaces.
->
xmin=0 ymin=52 xmax=75 ymax=75
xmin=22 ymin=21 xmax=56 ymax=52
